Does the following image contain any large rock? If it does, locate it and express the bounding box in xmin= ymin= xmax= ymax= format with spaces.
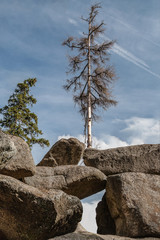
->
xmin=46 ymin=189 xmax=82 ymax=236
xmin=24 ymin=165 xmax=106 ymax=199
xmin=51 ymin=235 xmax=160 ymax=240
xmin=38 ymin=138 xmax=85 ymax=167
xmin=50 ymin=229 xmax=160 ymax=240
xmin=83 ymin=144 xmax=160 ymax=175
xmin=50 ymin=232 xmax=109 ymax=240
xmin=106 ymin=173 xmax=160 ymax=237
xmin=96 ymin=193 xmax=116 ymax=235
xmin=0 ymin=130 xmax=35 ymax=179
xmin=75 ymin=223 xmax=87 ymax=232
xmin=0 ymin=174 xmax=82 ymax=240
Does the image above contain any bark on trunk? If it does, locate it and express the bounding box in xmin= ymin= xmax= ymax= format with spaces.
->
xmin=87 ymin=19 xmax=92 ymax=148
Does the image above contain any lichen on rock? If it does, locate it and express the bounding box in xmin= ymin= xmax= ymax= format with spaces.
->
xmin=0 ymin=130 xmax=17 ymax=166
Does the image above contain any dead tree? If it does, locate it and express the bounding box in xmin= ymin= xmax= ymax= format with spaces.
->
xmin=63 ymin=3 xmax=117 ymax=148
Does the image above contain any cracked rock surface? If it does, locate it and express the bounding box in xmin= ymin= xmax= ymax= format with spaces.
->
xmin=106 ymin=172 xmax=160 ymax=237
xmin=0 ymin=130 xmax=35 ymax=179
xmin=38 ymin=138 xmax=85 ymax=167
xmin=0 ymin=174 xmax=82 ymax=240
xmin=24 ymin=165 xmax=106 ymax=199
xmin=83 ymin=144 xmax=160 ymax=175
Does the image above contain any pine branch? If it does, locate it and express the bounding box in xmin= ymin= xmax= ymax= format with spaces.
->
xmin=0 ymin=78 xmax=50 ymax=149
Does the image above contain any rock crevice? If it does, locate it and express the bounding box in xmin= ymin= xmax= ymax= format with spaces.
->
xmin=0 ymin=132 xmax=160 ymax=239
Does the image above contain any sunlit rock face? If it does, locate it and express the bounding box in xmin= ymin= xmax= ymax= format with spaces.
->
xmin=83 ymin=144 xmax=160 ymax=175
xmin=0 ymin=174 xmax=82 ymax=240
xmin=0 ymin=130 xmax=35 ymax=179
xmin=0 ymin=130 xmax=160 ymax=239
xmin=106 ymin=173 xmax=160 ymax=237
xmin=38 ymin=138 xmax=85 ymax=167
xmin=24 ymin=165 xmax=106 ymax=199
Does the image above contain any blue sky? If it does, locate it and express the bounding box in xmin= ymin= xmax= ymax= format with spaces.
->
xmin=0 ymin=0 xmax=160 ymax=162
xmin=1 ymin=0 xmax=160 ymax=233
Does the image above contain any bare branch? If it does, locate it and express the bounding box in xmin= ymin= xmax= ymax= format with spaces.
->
xmin=81 ymin=16 xmax=89 ymax=22
xmin=62 ymin=3 xmax=117 ymax=147
xmin=68 ymin=55 xmax=87 ymax=73
xmin=89 ymin=22 xmax=104 ymax=36
xmin=63 ymin=63 xmax=88 ymax=91
xmin=80 ymin=81 xmax=88 ymax=98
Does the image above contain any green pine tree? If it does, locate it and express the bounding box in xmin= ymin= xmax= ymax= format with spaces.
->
xmin=0 ymin=78 xmax=50 ymax=149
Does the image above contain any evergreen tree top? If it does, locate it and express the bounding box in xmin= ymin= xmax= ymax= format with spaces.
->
xmin=0 ymin=78 xmax=50 ymax=149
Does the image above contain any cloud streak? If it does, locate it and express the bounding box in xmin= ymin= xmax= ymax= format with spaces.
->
xmin=107 ymin=12 xmax=160 ymax=49
xmin=68 ymin=17 xmax=78 ymax=26
xmin=101 ymin=32 xmax=160 ymax=79
xmin=111 ymin=43 xmax=160 ymax=79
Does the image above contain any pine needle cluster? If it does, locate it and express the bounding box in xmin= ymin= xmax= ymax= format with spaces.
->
xmin=0 ymin=78 xmax=50 ymax=149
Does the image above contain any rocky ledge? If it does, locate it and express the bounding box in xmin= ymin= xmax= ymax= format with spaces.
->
xmin=24 ymin=165 xmax=106 ymax=199
xmin=83 ymin=144 xmax=160 ymax=175
xmin=0 ymin=131 xmax=160 ymax=240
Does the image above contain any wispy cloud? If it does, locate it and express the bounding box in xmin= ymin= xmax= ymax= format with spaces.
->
xmin=100 ymin=33 xmax=160 ymax=79
xmin=108 ymin=12 xmax=160 ymax=49
xmin=68 ymin=17 xmax=78 ymax=26
xmin=111 ymin=42 xmax=160 ymax=79
xmin=113 ymin=43 xmax=149 ymax=68
xmin=58 ymin=134 xmax=128 ymax=149
xmin=58 ymin=117 xmax=160 ymax=150
xmin=121 ymin=117 xmax=160 ymax=145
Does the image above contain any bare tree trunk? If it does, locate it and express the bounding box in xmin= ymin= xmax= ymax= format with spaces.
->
xmin=63 ymin=4 xmax=117 ymax=149
xmin=87 ymin=19 xmax=92 ymax=148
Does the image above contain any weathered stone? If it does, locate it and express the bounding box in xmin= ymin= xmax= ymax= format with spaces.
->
xmin=75 ymin=223 xmax=87 ymax=232
xmin=96 ymin=193 xmax=116 ymax=235
xmin=24 ymin=165 xmax=106 ymax=199
xmin=83 ymin=144 xmax=160 ymax=175
xmin=106 ymin=173 xmax=160 ymax=237
xmin=38 ymin=138 xmax=85 ymax=167
xmin=38 ymin=153 xmax=58 ymax=167
xmin=50 ymin=216 xmax=160 ymax=240
xmin=0 ymin=174 xmax=82 ymax=240
xmin=50 ymin=232 xmax=106 ymax=240
xmin=50 ymin=223 xmax=105 ymax=239
xmin=0 ymin=130 xmax=35 ymax=179
xmin=46 ymin=189 xmax=83 ymax=236
xmin=50 ymin=232 xmax=160 ymax=240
